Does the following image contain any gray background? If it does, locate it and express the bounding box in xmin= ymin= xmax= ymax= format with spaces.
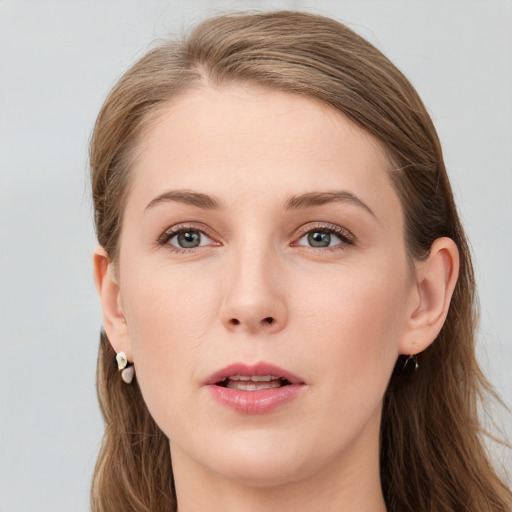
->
xmin=1 ymin=1 xmax=510 ymax=510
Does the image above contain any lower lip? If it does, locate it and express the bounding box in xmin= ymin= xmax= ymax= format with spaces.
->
xmin=206 ymin=384 xmax=305 ymax=414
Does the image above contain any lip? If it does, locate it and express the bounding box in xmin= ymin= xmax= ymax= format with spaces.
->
xmin=204 ymin=362 xmax=305 ymax=386
xmin=204 ymin=362 xmax=306 ymax=415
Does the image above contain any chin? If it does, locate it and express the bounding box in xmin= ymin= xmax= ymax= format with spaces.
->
xmin=193 ymin=427 xmax=325 ymax=488
xmin=210 ymin=452 xmax=309 ymax=488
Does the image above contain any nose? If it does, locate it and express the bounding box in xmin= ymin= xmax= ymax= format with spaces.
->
xmin=219 ymin=246 xmax=288 ymax=335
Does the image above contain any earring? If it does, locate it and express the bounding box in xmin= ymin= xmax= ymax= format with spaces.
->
xmin=403 ymin=354 xmax=419 ymax=371
xmin=116 ymin=351 xmax=135 ymax=384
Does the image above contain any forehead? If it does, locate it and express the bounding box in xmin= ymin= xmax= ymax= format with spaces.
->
xmin=127 ymin=85 xmax=399 ymax=216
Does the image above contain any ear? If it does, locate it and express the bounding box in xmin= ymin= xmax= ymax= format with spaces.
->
xmin=399 ymin=237 xmax=460 ymax=355
xmin=93 ymin=245 xmax=133 ymax=361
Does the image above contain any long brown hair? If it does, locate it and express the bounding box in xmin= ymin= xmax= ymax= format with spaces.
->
xmin=90 ymin=11 xmax=511 ymax=511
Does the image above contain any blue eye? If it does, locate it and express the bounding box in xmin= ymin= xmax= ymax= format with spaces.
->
xmin=297 ymin=230 xmax=342 ymax=248
xmin=294 ymin=223 xmax=356 ymax=249
xmin=309 ymin=231 xmax=335 ymax=247
xmin=168 ymin=229 xmax=213 ymax=249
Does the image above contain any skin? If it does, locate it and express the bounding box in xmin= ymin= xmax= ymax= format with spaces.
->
xmin=95 ymin=85 xmax=459 ymax=512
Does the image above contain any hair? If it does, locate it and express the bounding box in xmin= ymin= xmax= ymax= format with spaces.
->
xmin=89 ymin=10 xmax=511 ymax=512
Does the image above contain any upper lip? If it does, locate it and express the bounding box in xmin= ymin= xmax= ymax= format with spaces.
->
xmin=204 ymin=362 xmax=305 ymax=386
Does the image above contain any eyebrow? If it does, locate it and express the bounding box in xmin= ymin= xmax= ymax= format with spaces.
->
xmin=285 ymin=191 xmax=376 ymax=218
xmin=145 ymin=189 xmax=221 ymax=211
xmin=145 ymin=188 xmax=376 ymax=218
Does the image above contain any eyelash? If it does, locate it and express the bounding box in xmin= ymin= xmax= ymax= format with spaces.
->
xmin=156 ymin=222 xmax=356 ymax=253
xmin=292 ymin=223 xmax=356 ymax=251
xmin=156 ymin=223 xmax=217 ymax=252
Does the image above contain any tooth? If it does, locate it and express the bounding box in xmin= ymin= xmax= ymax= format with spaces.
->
xmin=224 ymin=375 xmax=283 ymax=384
xmin=226 ymin=380 xmax=282 ymax=391
xmin=250 ymin=375 xmax=273 ymax=382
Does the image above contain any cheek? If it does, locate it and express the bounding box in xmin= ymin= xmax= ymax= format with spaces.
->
xmin=120 ymin=263 xmax=220 ymax=418
xmin=296 ymin=259 xmax=409 ymax=395
xmin=279 ymin=262 xmax=410 ymax=465
xmin=123 ymin=259 xmax=219 ymax=343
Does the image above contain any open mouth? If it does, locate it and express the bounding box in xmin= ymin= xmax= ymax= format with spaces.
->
xmin=216 ymin=375 xmax=292 ymax=391
xmin=206 ymin=363 xmax=305 ymax=413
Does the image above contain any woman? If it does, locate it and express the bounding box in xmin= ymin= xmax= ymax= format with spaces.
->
xmin=90 ymin=10 xmax=511 ymax=512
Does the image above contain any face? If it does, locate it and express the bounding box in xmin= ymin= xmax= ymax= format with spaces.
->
xmin=113 ymin=85 xmax=418 ymax=488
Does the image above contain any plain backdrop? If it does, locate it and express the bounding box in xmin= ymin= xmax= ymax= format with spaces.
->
xmin=0 ymin=1 xmax=511 ymax=510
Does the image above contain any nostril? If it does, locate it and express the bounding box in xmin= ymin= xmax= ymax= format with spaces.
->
xmin=227 ymin=317 xmax=275 ymax=327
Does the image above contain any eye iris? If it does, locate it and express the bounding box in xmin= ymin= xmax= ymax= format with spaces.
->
xmin=308 ymin=231 xmax=331 ymax=247
xmin=177 ymin=231 xmax=201 ymax=248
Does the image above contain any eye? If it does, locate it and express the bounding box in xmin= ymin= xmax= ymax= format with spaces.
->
xmin=293 ymin=225 xmax=355 ymax=249
xmin=297 ymin=230 xmax=340 ymax=248
xmin=167 ymin=229 xmax=214 ymax=249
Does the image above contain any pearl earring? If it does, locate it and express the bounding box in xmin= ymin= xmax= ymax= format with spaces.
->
xmin=116 ymin=351 xmax=135 ymax=384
